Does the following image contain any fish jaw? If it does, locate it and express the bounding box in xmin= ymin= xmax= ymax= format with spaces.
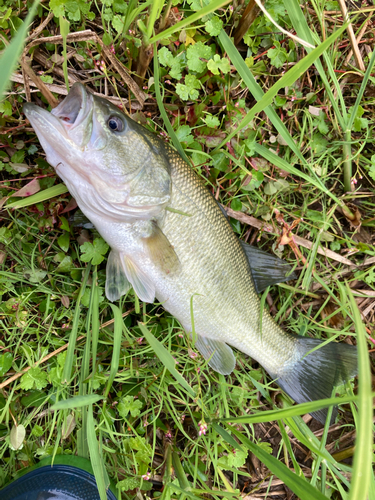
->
xmin=23 ymin=102 xmax=79 ymax=171
xmin=24 ymin=84 xmax=172 ymax=223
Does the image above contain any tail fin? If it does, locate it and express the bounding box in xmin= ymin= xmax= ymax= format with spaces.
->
xmin=276 ymin=337 xmax=357 ymax=424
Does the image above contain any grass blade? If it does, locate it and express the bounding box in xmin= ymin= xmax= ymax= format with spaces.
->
xmin=149 ymin=0 xmax=231 ymax=44
xmin=347 ymin=285 xmax=373 ymax=500
xmin=218 ymin=30 xmax=305 ymax=164
xmin=0 ymin=2 xmax=39 ymax=95
xmin=60 ymin=16 xmax=70 ymax=92
xmin=62 ymin=263 xmax=91 ymax=384
xmin=87 ymin=405 xmax=110 ymax=500
xmin=6 ymin=184 xmax=69 ymax=209
xmin=230 ymin=426 xmax=328 ymax=500
xmin=346 ymin=48 xmax=375 ymax=131
xmin=213 ymin=22 xmax=348 ymax=153
xmin=51 ymin=394 xmax=103 ymax=410
xmin=284 ymin=0 xmax=347 ymax=129
xmin=139 ymin=322 xmax=196 ymax=397
xmin=253 ymin=144 xmax=342 ymax=205
xmin=217 ymin=393 xmax=358 ymax=423
xmin=153 ymin=45 xmax=190 ymax=164
xmin=103 ymin=304 xmax=123 ymax=400
xmin=211 ymin=423 xmax=243 ymax=452
xmin=147 ymin=0 xmax=165 ymax=39
xmin=91 ymin=268 xmax=100 ymax=377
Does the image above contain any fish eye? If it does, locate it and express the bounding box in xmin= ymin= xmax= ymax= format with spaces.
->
xmin=107 ymin=116 xmax=124 ymax=132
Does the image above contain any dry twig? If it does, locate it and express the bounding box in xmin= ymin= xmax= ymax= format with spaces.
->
xmin=20 ymin=30 xmax=147 ymax=107
xmin=223 ymin=206 xmax=355 ymax=266
xmin=344 ymin=13 xmax=372 ymax=66
xmin=337 ymin=0 xmax=365 ymax=71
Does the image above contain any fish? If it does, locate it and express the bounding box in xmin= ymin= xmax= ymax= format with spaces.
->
xmin=24 ymin=83 xmax=357 ymax=423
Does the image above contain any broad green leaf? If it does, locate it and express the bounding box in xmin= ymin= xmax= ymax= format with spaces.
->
xmin=80 ymin=238 xmax=109 ymax=265
xmin=158 ymin=46 xmax=174 ymax=67
xmin=205 ymin=15 xmax=222 ymax=36
xmin=118 ymin=395 xmax=143 ymax=419
xmin=176 ymin=74 xmax=200 ymax=101
xmin=187 ymin=42 xmax=213 ymax=72
xmin=10 ymin=424 xmax=26 ymax=450
xmin=58 ymin=232 xmax=70 ymax=253
xmin=0 ymin=100 xmax=12 ymax=116
xmin=0 ymin=352 xmax=13 ymax=376
xmin=207 ymin=54 xmax=231 ymax=75
xmin=54 ymin=253 xmax=74 ymax=273
xmin=20 ymin=367 xmax=48 ymax=390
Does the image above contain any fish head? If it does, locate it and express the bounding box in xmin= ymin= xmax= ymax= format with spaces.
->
xmin=23 ymin=83 xmax=171 ymax=221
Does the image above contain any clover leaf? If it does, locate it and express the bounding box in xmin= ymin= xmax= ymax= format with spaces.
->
xmin=80 ymin=238 xmax=109 ymax=265
xmin=207 ymin=54 xmax=230 ymax=75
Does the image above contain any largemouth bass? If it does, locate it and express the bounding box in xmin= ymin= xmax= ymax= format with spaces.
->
xmin=24 ymin=83 xmax=357 ymax=423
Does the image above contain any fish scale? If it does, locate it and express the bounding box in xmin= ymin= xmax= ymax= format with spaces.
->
xmin=158 ymin=146 xmax=296 ymax=372
xmin=157 ymin=146 xmax=294 ymax=371
xmin=23 ymin=83 xmax=358 ymax=423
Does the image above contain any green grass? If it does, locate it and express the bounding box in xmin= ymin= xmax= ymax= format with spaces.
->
xmin=1 ymin=0 xmax=375 ymax=499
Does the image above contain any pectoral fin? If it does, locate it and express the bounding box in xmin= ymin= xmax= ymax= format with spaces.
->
xmin=195 ymin=335 xmax=236 ymax=375
xmin=143 ymin=223 xmax=180 ymax=275
xmin=105 ymin=250 xmax=131 ymax=302
xmin=123 ymin=256 xmax=156 ymax=303
xmin=241 ymin=241 xmax=297 ymax=293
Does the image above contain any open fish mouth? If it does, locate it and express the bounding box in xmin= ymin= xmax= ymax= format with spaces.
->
xmin=23 ymin=83 xmax=94 ymax=150
xmin=51 ymin=83 xmax=92 ymax=133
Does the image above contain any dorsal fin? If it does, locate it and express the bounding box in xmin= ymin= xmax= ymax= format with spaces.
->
xmin=240 ymin=241 xmax=297 ymax=293
xmin=216 ymin=201 xmax=297 ymax=293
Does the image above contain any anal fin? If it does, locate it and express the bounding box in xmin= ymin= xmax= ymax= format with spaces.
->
xmin=241 ymin=241 xmax=297 ymax=293
xmin=195 ymin=335 xmax=236 ymax=375
xmin=105 ymin=250 xmax=131 ymax=302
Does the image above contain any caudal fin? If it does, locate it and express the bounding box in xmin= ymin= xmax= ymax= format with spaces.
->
xmin=275 ymin=337 xmax=357 ymax=424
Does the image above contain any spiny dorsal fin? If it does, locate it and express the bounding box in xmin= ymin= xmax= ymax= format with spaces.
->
xmin=216 ymin=201 xmax=297 ymax=293
xmin=195 ymin=335 xmax=236 ymax=375
xmin=123 ymin=256 xmax=156 ymax=303
xmin=105 ymin=250 xmax=131 ymax=302
xmin=241 ymin=241 xmax=297 ymax=293
xmin=143 ymin=223 xmax=180 ymax=275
